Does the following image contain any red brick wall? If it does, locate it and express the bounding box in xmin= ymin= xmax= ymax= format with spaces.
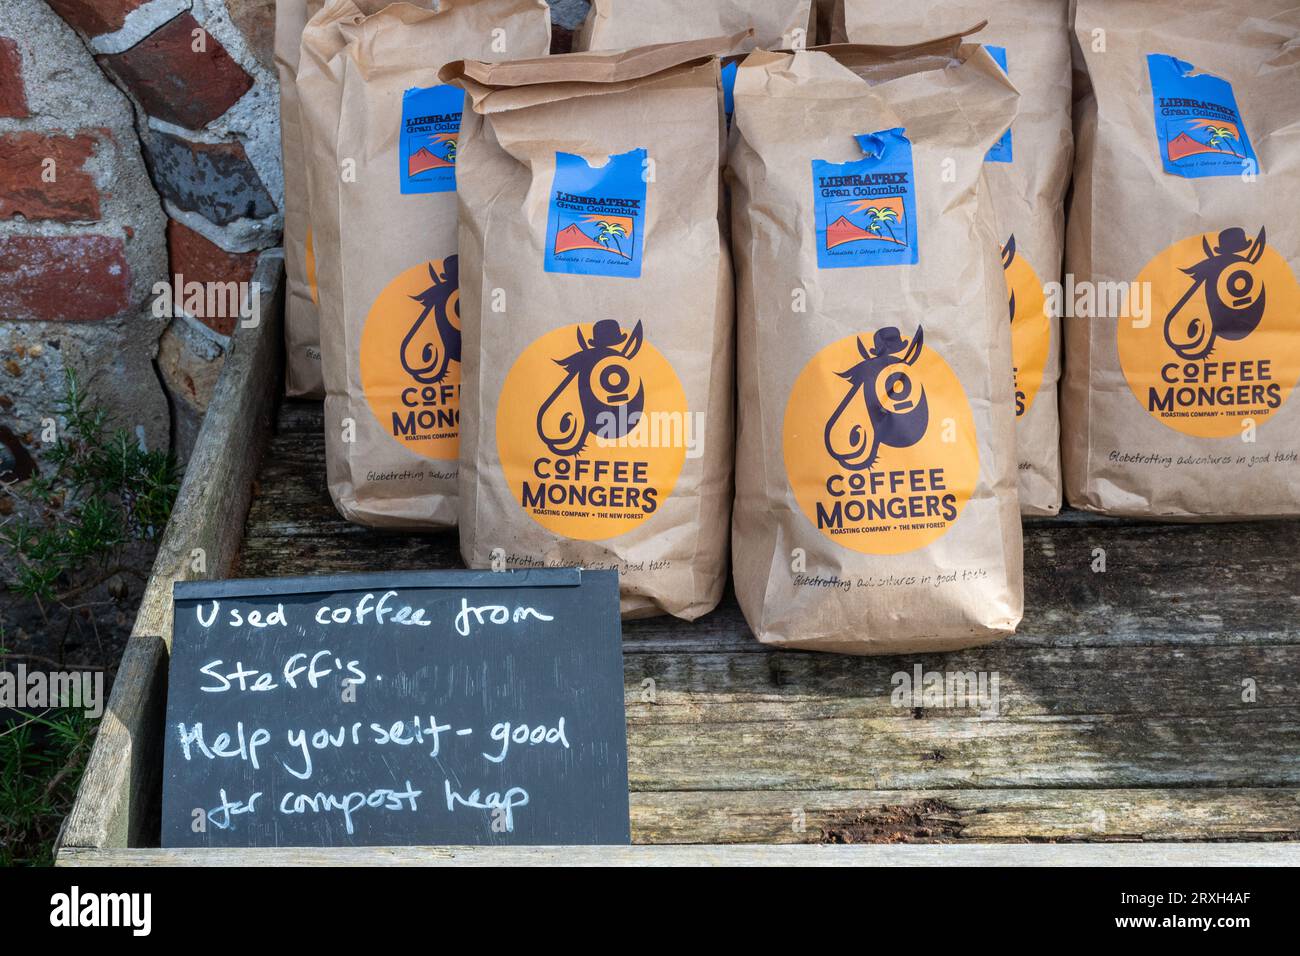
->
xmin=0 ymin=0 xmax=282 ymax=460
xmin=0 ymin=37 xmax=29 ymax=117
xmin=0 ymin=0 xmax=172 ymax=465
xmin=3 ymin=1 xmax=280 ymax=334
xmin=44 ymin=0 xmax=149 ymax=38
xmin=97 ymin=12 xmax=254 ymax=131
xmin=0 ymin=130 xmax=105 ymax=222
xmin=48 ymin=0 xmax=281 ymax=339
xmin=0 ymin=234 xmax=132 ymax=323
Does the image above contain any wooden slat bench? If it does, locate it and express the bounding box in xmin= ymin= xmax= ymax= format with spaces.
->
xmin=56 ymin=260 xmax=1300 ymax=863
xmin=234 ymin=404 xmax=1300 ymax=846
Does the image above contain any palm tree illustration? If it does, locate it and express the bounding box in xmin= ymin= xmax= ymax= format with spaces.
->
xmin=1205 ymin=125 xmax=1239 ymax=157
xmin=444 ymin=138 xmax=458 ymax=164
xmin=595 ymin=220 xmax=628 ymax=256
xmin=865 ymin=206 xmax=900 ymax=243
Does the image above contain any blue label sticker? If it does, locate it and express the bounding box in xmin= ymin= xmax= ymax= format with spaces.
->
xmin=984 ymin=45 xmax=1013 ymax=164
xmin=812 ymin=127 xmax=919 ymax=269
xmin=399 ymin=84 xmax=464 ymax=194
xmin=544 ymin=148 xmax=648 ymax=279
xmin=1148 ymin=54 xmax=1257 ymax=179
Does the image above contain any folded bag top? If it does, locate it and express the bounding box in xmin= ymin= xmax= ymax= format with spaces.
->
xmin=441 ymin=30 xmax=750 ymax=110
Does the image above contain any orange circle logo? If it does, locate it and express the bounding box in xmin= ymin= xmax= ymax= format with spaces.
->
xmin=1002 ymin=236 xmax=1050 ymax=418
xmin=497 ymin=320 xmax=688 ymax=541
xmin=358 ymin=257 xmax=460 ymax=460
xmin=1119 ymin=227 xmax=1300 ymax=438
xmin=783 ymin=328 xmax=979 ymax=555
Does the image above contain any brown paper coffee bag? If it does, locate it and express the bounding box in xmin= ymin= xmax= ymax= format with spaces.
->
xmin=276 ymin=0 xmax=324 ymax=398
xmin=442 ymin=38 xmax=736 ymax=620
xmin=576 ymin=0 xmax=813 ymax=52
xmin=834 ymin=0 xmax=1072 ymax=515
xmin=729 ymin=33 xmax=1024 ymax=654
xmin=298 ymin=0 xmax=551 ymax=528
xmin=1065 ymin=0 xmax=1300 ymax=518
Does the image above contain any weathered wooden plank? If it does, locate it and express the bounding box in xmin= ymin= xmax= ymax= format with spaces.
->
xmin=273 ymin=399 xmax=325 ymax=432
xmin=622 ymin=645 xmax=1297 ymax=720
xmin=57 ymin=254 xmax=285 ymax=853
xmin=238 ymin=529 xmax=1300 ymax=651
xmin=627 ymin=710 xmax=1300 ymax=791
xmin=628 ymin=789 xmax=1300 ymax=844
xmin=56 ymin=842 xmax=1300 ymax=867
xmin=233 ymin=535 xmax=1300 ymax=655
xmin=620 ymin=645 xmax=1300 ymax=796
xmin=239 ymin=417 xmax=1300 ymax=650
xmin=242 ymin=528 xmax=459 ymax=564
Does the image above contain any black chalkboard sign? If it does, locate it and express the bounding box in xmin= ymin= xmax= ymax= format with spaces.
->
xmin=161 ymin=569 xmax=629 ymax=847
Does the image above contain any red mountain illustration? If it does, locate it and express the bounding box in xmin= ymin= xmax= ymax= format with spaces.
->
xmin=1167 ymin=132 xmax=1211 ymax=161
xmin=829 ymin=214 xmax=903 ymax=250
xmin=554 ymin=223 xmax=630 ymax=257
xmin=827 ymin=214 xmax=908 ymax=249
xmin=1166 ymin=131 xmax=1235 ymax=162
xmin=827 ymin=215 xmax=871 ymax=248
xmin=408 ymin=146 xmax=452 ymax=177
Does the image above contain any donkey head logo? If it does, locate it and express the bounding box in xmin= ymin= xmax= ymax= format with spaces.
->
xmin=400 ymin=256 xmax=461 ymax=385
xmin=1164 ymin=227 xmax=1267 ymax=361
xmin=824 ymin=325 xmax=929 ymax=471
xmin=1001 ymin=234 xmax=1017 ymax=323
xmin=537 ymin=319 xmax=646 ymax=457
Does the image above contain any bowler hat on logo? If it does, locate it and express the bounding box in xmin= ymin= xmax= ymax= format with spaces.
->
xmin=587 ymin=319 xmax=628 ymax=348
xmin=1215 ymin=227 xmax=1251 ymax=255
xmin=870 ymin=327 xmax=907 ymax=357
